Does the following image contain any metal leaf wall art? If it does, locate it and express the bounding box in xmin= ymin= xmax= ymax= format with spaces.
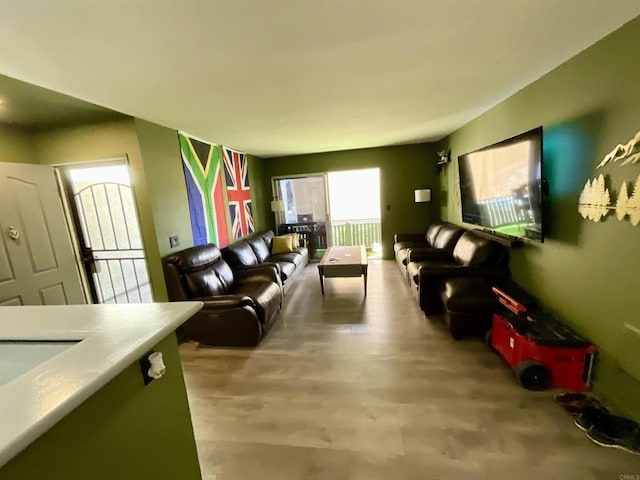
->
xmin=578 ymin=129 xmax=640 ymax=225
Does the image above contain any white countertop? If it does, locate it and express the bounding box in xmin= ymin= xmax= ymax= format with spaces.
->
xmin=0 ymin=302 xmax=202 ymax=467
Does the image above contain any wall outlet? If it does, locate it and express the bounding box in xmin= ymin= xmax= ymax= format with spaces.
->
xmin=169 ymin=235 xmax=180 ymax=248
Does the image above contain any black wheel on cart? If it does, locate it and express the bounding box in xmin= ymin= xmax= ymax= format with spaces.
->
xmin=515 ymin=360 xmax=551 ymax=391
xmin=484 ymin=330 xmax=497 ymax=352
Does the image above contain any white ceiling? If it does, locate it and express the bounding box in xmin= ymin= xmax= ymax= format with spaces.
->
xmin=0 ymin=1 xmax=638 ymax=157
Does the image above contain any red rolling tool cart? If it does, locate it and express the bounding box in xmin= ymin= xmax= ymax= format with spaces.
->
xmin=488 ymin=284 xmax=596 ymax=391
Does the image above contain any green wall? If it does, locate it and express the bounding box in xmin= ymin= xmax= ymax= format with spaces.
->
xmin=0 ymin=125 xmax=37 ymax=164
xmin=34 ymin=119 xmax=169 ymax=302
xmin=247 ymin=154 xmax=271 ymax=233
xmin=440 ymin=17 xmax=640 ymax=420
xmin=264 ymin=143 xmax=440 ymax=258
xmin=5 ymin=115 xmax=270 ymax=301
xmin=134 ymin=120 xmax=195 ymax=257
xmin=0 ymin=333 xmax=201 ymax=479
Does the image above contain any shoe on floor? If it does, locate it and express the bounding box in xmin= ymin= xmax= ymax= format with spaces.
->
xmin=555 ymin=392 xmax=602 ymax=416
xmin=574 ymin=406 xmax=610 ymax=432
xmin=555 ymin=392 xmax=589 ymax=404
xmin=585 ymin=414 xmax=640 ymax=455
xmin=627 ymin=428 xmax=640 ymax=455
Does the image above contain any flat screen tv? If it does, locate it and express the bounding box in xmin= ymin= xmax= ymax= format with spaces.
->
xmin=458 ymin=126 xmax=544 ymax=242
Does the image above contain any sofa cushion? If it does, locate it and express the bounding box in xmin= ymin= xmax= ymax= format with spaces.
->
xmin=165 ymin=244 xmax=237 ymax=297
xmin=214 ymin=259 xmax=235 ymax=291
xmin=168 ymin=243 xmax=222 ymax=272
xmin=293 ymin=246 xmax=308 ymax=258
xmin=258 ymin=230 xmax=275 ymax=250
xmin=441 ymin=278 xmax=496 ymax=313
xmin=453 ymin=231 xmax=507 ymax=267
xmin=268 ymin=252 xmax=304 ymax=268
xmin=282 ymin=232 xmax=300 ymax=249
xmin=274 ymin=260 xmax=296 ymax=281
xmin=184 ymin=267 xmax=226 ymax=298
xmin=433 ymin=224 xmax=465 ymax=251
xmin=246 ymin=235 xmax=271 ymax=263
xmin=425 ymin=223 xmax=445 ymax=247
xmin=394 ymin=241 xmax=425 ymax=255
xmin=222 ymin=240 xmax=259 ymax=268
xmin=272 ymin=235 xmax=293 ymax=254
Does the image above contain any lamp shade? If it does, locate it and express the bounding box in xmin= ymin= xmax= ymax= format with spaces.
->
xmin=270 ymin=199 xmax=285 ymax=212
xmin=414 ymin=189 xmax=431 ymax=203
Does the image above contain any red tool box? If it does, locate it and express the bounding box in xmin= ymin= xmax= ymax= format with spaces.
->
xmin=489 ymin=285 xmax=596 ymax=391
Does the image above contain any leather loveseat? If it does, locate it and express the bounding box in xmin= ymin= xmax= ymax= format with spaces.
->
xmin=406 ymin=230 xmax=510 ymax=339
xmin=222 ymin=230 xmax=308 ymax=293
xmin=407 ymin=230 xmax=509 ymax=313
xmin=394 ymin=222 xmax=464 ymax=282
xmin=165 ymin=244 xmax=283 ymax=347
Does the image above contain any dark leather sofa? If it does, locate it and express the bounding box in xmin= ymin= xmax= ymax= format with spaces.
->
xmin=165 ymin=244 xmax=283 ymax=347
xmin=398 ymin=228 xmax=510 ymax=339
xmin=394 ymin=222 xmax=464 ymax=281
xmin=408 ymin=230 xmax=509 ymax=312
xmin=222 ymin=230 xmax=308 ymax=293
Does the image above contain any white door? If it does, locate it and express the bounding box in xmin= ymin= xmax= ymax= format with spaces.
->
xmin=0 ymin=162 xmax=86 ymax=305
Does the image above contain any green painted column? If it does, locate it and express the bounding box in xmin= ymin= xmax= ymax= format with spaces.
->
xmin=0 ymin=333 xmax=202 ymax=480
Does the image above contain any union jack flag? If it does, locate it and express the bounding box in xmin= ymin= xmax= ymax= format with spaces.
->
xmin=223 ymin=147 xmax=254 ymax=239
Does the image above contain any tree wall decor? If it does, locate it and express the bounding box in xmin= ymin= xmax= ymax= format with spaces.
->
xmin=578 ymin=129 xmax=640 ymax=225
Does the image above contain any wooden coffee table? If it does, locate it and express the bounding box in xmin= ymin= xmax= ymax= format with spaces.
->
xmin=318 ymin=246 xmax=368 ymax=296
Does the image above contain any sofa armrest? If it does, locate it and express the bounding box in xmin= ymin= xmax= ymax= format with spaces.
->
xmin=394 ymin=233 xmax=425 ymax=243
xmin=195 ymin=294 xmax=256 ymax=310
xmin=407 ymin=248 xmax=451 ymax=263
xmin=235 ymin=264 xmax=281 ymax=286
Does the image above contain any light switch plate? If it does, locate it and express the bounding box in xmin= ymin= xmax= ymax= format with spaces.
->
xmin=169 ymin=235 xmax=180 ymax=248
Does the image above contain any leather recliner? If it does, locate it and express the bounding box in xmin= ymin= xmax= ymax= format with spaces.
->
xmin=164 ymin=244 xmax=283 ymax=347
xmin=407 ymin=230 xmax=509 ymax=314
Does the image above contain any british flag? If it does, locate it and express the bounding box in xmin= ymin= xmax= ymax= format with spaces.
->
xmin=223 ymin=146 xmax=254 ymax=239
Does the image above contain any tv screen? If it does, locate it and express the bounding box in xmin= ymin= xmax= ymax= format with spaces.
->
xmin=458 ymin=127 xmax=544 ymax=242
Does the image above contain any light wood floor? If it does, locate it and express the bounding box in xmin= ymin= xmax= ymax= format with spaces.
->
xmin=180 ymin=260 xmax=640 ymax=480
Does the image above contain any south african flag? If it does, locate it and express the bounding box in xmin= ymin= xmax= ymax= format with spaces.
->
xmin=179 ymin=132 xmax=230 ymax=247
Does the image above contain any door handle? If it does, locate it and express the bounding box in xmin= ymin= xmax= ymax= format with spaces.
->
xmin=81 ymin=246 xmax=95 ymax=263
xmin=7 ymin=226 xmax=20 ymax=241
xmin=81 ymin=247 xmax=98 ymax=273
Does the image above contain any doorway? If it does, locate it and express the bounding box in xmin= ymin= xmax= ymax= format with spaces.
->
xmin=59 ymin=162 xmax=153 ymax=304
xmin=273 ymin=174 xmax=330 ymax=260
xmin=272 ymin=168 xmax=382 ymax=260
xmin=327 ymin=168 xmax=382 ymax=256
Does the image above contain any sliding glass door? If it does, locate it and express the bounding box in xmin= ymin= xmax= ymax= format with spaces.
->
xmin=273 ymin=174 xmax=331 ymax=260
xmin=327 ymin=168 xmax=381 ymax=256
xmin=272 ymin=168 xmax=382 ymax=259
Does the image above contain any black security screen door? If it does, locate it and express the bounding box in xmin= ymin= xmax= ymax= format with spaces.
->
xmin=61 ymin=163 xmax=153 ymax=304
